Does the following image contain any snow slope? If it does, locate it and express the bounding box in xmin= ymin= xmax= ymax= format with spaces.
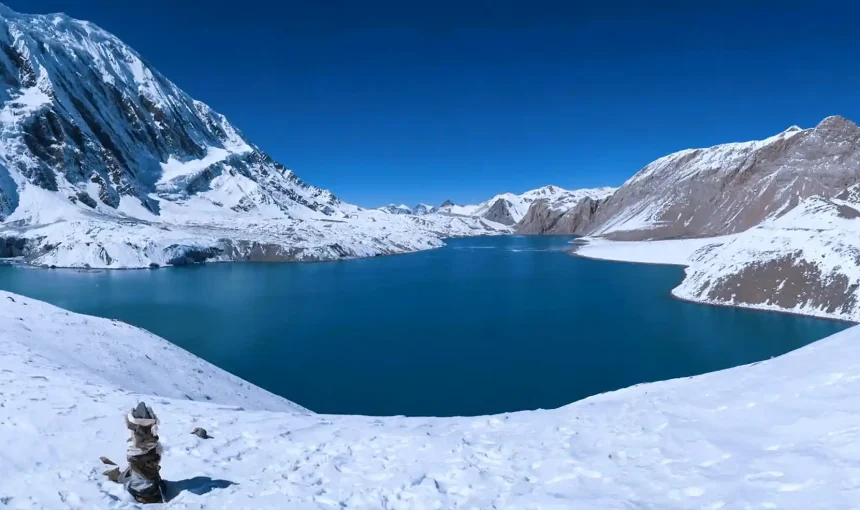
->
xmin=0 ymin=5 xmax=504 ymax=269
xmin=575 ymin=236 xmax=733 ymax=266
xmin=4 ymin=290 xmax=860 ymax=508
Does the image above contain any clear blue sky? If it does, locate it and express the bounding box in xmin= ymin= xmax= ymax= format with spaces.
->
xmin=6 ymin=1 xmax=860 ymax=207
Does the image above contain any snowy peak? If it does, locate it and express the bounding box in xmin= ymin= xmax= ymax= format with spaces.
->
xmin=378 ymin=204 xmax=413 ymax=215
xmin=376 ymin=203 xmax=437 ymax=216
xmin=412 ymin=203 xmax=435 ymax=215
xmin=0 ymin=5 xmax=510 ymax=268
xmin=0 ymin=4 xmax=347 ymax=224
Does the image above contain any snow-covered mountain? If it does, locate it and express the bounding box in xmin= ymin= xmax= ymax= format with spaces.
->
xmin=377 ymin=203 xmax=436 ymax=216
xmin=566 ymin=116 xmax=860 ymax=321
xmin=576 ymin=180 xmax=860 ymax=322
xmin=0 ymin=6 xmax=505 ymax=268
xmin=412 ymin=203 xmax=436 ymax=215
xmin=516 ymin=186 xmax=616 ymax=234
xmin=583 ymin=117 xmax=860 ymax=240
xmin=6 ymin=288 xmax=860 ymax=508
xmin=436 ymin=185 xmax=614 ymax=227
xmin=377 ymin=204 xmax=413 ymax=215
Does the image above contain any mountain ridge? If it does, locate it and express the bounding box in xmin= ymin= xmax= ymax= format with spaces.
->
xmin=0 ymin=4 xmax=509 ymax=268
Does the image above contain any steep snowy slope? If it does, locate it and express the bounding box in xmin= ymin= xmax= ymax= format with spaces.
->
xmin=0 ymin=6 xmax=501 ymax=268
xmin=5 ymin=290 xmax=860 ymax=508
xmin=585 ymin=117 xmax=860 ymax=240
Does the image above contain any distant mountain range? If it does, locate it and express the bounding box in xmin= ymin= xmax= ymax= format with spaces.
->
xmin=377 ymin=203 xmax=436 ymax=215
xmin=378 ymin=185 xmax=616 ymax=227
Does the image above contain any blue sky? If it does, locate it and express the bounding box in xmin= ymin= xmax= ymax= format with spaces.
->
xmin=6 ymin=1 xmax=860 ymax=207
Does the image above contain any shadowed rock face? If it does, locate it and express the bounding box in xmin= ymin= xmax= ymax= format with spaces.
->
xmin=0 ymin=235 xmax=27 ymax=257
xmin=584 ymin=116 xmax=860 ymax=241
xmin=517 ymin=196 xmax=609 ymax=235
xmin=516 ymin=200 xmax=565 ymax=234
xmin=483 ymin=198 xmax=516 ymax=225
xmin=549 ymin=197 xmax=605 ymax=235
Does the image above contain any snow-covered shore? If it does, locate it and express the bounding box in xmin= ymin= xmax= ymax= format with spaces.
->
xmin=573 ymin=236 xmax=731 ymax=266
xmin=575 ymin=208 xmax=860 ymax=323
xmin=2 ymin=291 xmax=860 ymax=508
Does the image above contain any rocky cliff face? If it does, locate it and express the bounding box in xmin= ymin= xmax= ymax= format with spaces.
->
xmin=517 ymin=195 xmax=610 ymax=235
xmin=515 ymin=188 xmax=616 ymax=234
xmin=583 ymin=117 xmax=860 ymax=241
xmin=482 ymin=198 xmax=517 ymax=225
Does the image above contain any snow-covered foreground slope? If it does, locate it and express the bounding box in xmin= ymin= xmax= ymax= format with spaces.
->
xmin=0 ymin=6 xmax=506 ymax=269
xmin=5 ymin=291 xmax=860 ymax=508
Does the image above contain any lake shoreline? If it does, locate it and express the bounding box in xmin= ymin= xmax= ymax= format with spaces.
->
xmin=1 ymin=235 xmax=847 ymax=417
xmin=568 ymin=243 xmax=859 ymax=325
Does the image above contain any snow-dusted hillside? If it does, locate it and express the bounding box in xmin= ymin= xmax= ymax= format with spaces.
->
xmin=0 ymin=6 xmax=504 ymax=269
xmin=672 ymin=186 xmax=860 ymax=322
xmin=4 ymin=289 xmax=860 ymax=508
xmin=585 ymin=117 xmax=860 ymax=241
xmin=576 ymin=184 xmax=860 ymax=321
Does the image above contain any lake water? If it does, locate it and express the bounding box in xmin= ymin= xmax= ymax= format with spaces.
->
xmin=0 ymin=235 xmax=850 ymax=416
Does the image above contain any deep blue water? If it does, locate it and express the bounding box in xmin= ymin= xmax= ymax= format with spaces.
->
xmin=0 ymin=236 xmax=850 ymax=417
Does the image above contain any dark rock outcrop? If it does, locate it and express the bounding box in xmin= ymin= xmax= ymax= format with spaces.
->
xmin=483 ymin=198 xmax=516 ymax=225
xmin=517 ymin=196 xmax=609 ymax=235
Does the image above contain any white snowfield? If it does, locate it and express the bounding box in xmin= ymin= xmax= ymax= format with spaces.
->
xmin=4 ymin=290 xmax=860 ymax=509
xmin=574 ymin=236 xmax=731 ymax=266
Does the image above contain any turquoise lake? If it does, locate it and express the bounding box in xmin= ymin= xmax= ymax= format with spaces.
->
xmin=0 ymin=235 xmax=850 ymax=416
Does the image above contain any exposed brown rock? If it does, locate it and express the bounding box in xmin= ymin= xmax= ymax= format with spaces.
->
xmin=697 ymin=256 xmax=858 ymax=316
xmin=584 ymin=117 xmax=860 ymax=241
